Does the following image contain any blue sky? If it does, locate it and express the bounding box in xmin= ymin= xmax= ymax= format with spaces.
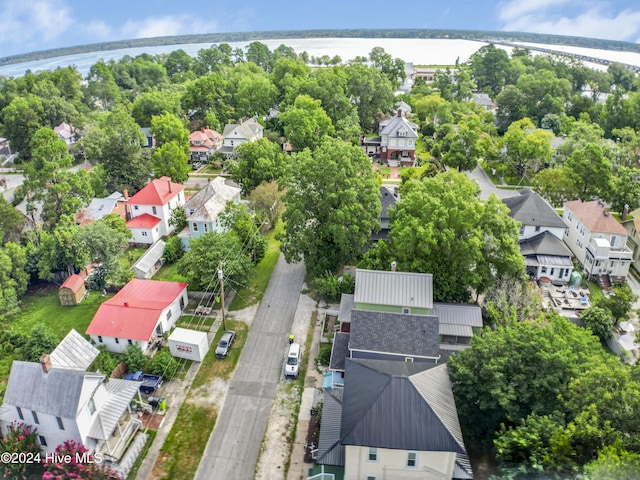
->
xmin=0 ymin=0 xmax=639 ymax=57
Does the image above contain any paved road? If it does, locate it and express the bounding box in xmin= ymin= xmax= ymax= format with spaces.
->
xmin=195 ymin=254 xmax=306 ymax=480
xmin=466 ymin=165 xmax=520 ymax=201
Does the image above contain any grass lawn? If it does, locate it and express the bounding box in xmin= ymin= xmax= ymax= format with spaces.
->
xmin=176 ymin=314 xmax=215 ymax=330
xmin=16 ymin=288 xmax=111 ymax=337
xmin=0 ymin=288 xmax=112 ymax=399
xmin=154 ymin=262 xmax=188 ymax=283
xmin=119 ymin=246 xmax=147 ymax=270
xmin=229 ymin=222 xmax=283 ymax=311
xmin=377 ymin=166 xmax=391 ymax=179
xmin=160 ymin=320 xmax=247 ymax=478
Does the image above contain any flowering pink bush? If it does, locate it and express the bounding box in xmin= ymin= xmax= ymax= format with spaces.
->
xmin=0 ymin=421 xmax=43 ymax=479
xmin=42 ymin=440 xmax=120 ymax=479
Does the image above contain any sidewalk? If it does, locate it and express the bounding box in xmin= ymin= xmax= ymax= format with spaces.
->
xmin=135 ymin=312 xmax=223 ymax=480
xmin=286 ymin=312 xmax=325 ymax=480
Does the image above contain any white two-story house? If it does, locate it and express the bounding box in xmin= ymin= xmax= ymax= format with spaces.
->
xmin=125 ymin=176 xmax=185 ymax=245
xmin=219 ymin=118 xmax=263 ymax=158
xmin=86 ymin=279 xmax=188 ymax=354
xmin=563 ymin=200 xmax=632 ymax=284
xmin=178 ymin=177 xmax=242 ymax=250
xmin=503 ymin=189 xmax=574 ymax=282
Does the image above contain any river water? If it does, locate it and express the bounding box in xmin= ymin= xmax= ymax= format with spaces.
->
xmin=1 ymin=37 xmax=639 ymax=78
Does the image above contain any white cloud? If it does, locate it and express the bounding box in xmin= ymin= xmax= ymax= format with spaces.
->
xmin=498 ymin=1 xmax=640 ymax=42
xmin=0 ymin=0 xmax=74 ymax=46
xmin=120 ymin=14 xmax=220 ymax=40
xmin=82 ymin=20 xmax=113 ymax=42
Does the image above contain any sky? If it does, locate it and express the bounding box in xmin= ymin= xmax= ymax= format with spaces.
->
xmin=0 ymin=0 xmax=639 ymax=58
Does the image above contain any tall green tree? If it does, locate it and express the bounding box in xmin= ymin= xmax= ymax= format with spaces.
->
xmin=150 ymin=142 xmax=190 ymax=183
xmin=83 ymin=108 xmax=150 ymax=193
xmin=581 ymin=306 xmax=613 ymax=342
xmin=0 ymin=196 xmax=25 ymax=244
xmin=0 ymin=242 xmax=28 ymax=320
xmin=469 ymin=43 xmax=512 ymax=97
xmin=345 ymin=64 xmax=395 ymax=131
xmin=532 ymin=166 xmax=579 ymax=207
xmin=178 ymin=231 xmax=252 ymax=290
xmin=1 ymin=94 xmax=45 ymax=160
xmin=247 ymin=180 xmax=285 ymax=229
xmin=181 ymin=73 xmax=229 ymax=122
xmin=609 ymin=166 xmax=640 ymax=214
xmin=232 ymin=138 xmax=286 ymax=194
xmin=281 ymin=138 xmax=380 ymax=275
xmin=389 ymin=171 xmax=524 ymax=302
xmin=280 ymin=94 xmax=334 ymax=151
xmin=503 ymin=118 xmax=554 ymax=177
xmin=566 ymin=142 xmax=612 ymax=200
xmin=439 ymin=114 xmax=483 ymax=172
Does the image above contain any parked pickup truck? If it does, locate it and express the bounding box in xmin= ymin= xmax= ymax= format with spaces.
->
xmin=124 ymin=371 xmax=163 ymax=394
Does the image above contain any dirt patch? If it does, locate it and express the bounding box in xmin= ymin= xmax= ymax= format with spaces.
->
xmin=226 ymin=304 xmax=259 ymax=326
xmin=255 ymin=382 xmax=301 ymax=480
xmin=150 ymin=451 xmax=170 ymax=479
xmin=188 ymin=377 xmax=228 ymax=409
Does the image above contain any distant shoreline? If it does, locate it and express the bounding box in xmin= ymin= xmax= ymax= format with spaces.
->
xmin=2 ymin=28 xmax=639 ymax=67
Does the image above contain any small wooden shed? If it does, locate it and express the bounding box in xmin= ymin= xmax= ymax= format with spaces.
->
xmin=58 ymin=274 xmax=86 ymax=306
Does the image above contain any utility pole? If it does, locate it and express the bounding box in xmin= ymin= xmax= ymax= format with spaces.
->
xmin=218 ymin=267 xmax=226 ymax=331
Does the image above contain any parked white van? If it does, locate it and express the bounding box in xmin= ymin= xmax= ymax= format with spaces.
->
xmin=285 ymin=342 xmax=301 ymax=379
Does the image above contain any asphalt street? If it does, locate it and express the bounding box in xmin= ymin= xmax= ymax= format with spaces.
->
xmin=194 ymin=254 xmax=306 ymax=480
xmin=465 ymin=164 xmax=520 ymax=200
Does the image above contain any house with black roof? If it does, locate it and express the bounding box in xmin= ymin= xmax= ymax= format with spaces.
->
xmin=313 ymin=359 xmax=473 ymax=479
xmin=503 ymin=189 xmax=574 ymax=282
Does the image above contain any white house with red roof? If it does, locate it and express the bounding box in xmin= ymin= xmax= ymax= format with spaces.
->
xmin=563 ymin=200 xmax=632 ymax=283
xmin=125 ymin=176 xmax=185 ymax=245
xmin=190 ymin=127 xmax=223 ymax=162
xmin=86 ymin=279 xmax=188 ymax=354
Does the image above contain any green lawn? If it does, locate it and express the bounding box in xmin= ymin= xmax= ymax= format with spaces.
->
xmin=229 ymin=223 xmax=283 ymax=311
xmin=160 ymin=320 xmax=248 ymax=478
xmin=176 ymin=314 xmax=215 ymax=330
xmin=119 ymin=246 xmax=147 ymax=270
xmin=154 ymin=262 xmax=188 ymax=282
xmin=16 ymin=288 xmax=112 ymax=337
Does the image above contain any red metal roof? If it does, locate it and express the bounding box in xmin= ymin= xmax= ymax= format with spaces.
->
xmin=60 ymin=274 xmax=85 ymax=292
xmin=126 ymin=176 xmax=184 ymax=206
xmin=126 ymin=213 xmax=161 ymax=229
xmin=86 ymin=279 xmax=188 ymax=341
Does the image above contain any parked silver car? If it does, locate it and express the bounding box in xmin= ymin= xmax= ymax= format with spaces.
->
xmin=215 ymin=330 xmax=236 ymax=358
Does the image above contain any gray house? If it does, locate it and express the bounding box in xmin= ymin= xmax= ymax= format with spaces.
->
xmin=314 ymin=359 xmax=473 ymax=479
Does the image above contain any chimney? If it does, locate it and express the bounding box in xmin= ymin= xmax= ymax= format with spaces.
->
xmin=623 ymin=204 xmax=630 ymax=221
xmin=391 ymin=261 xmax=397 ymax=272
xmin=40 ymin=354 xmax=52 ymax=374
xmin=397 ymin=109 xmax=402 ymax=117
xmin=201 ymin=127 xmax=205 ymax=133
xmin=123 ymin=189 xmax=129 ymax=201
xmin=168 ymin=178 xmax=172 ymax=193
xmin=124 ymin=301 xmax=129 ymax=307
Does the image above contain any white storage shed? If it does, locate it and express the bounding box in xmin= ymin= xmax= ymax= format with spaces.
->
xmin=168 ymin=327 xmax=209 ymax=362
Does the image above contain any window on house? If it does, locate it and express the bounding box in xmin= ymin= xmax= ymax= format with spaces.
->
xmin=141 ymin=231 xmax=148 ymax=236
xmin=193 ymin=222 xmax=198 ymax=232
xmin=541 ymin=266 xmax=547 ymax=273
xmin=128 ymin=339 xmax=133 ymax=346
xmin=166 ymin=310 xmax=172 ymax=320
xmin=39 ymin=436 xmax=47 ymax=447
xmin=402 ymin=307 xmax=410 ymax=314
xmin=366 ymin=476 xmax=377 ymax=480
xmin=16 ymin=407 xmax=23 ymax=420
xmin=565 ymin=228 xmax=569 ymax=237
xmin=56 ymin=417 xmax=64 ymax=430
xmin=368 ymin=447 xmax=378 ymax=462
xmin=98 ymin=336 xmax=103 ymax=343
xmin=550 ymin=268 xmax=555 ymax=276
xmin=204 ymin=223 xmax=209 ymax=232
xmin=88 ymin=398 xmax=96 ymax=415
xmin=405 ymin=357 xmax=414 ymax=363
xmin=115 ymin=338 xmax=120 ymax=344
xmin=155 ymin=227 xmax=159 ymax=233
xmin=567 ymin=212 xmax=573 ymax=222
xmin=134 ymin=205 xmax=139 ymax=210
xmin=535 ymin=226 xmax=541 ymax=232
xmin=407 ymin=451 xmax=417 ymax=468
xmin=519 ymin=226 xmax=525 ymax=236
xmin=611 ymin=236 xmax=618 ymax=247
xmin=595 ymin=260 xmax=601 ymax=267
xmin=32 ymin=411 xmax=39 ymax=424
xmin=152 ymin=206 xmax=157 ymax=215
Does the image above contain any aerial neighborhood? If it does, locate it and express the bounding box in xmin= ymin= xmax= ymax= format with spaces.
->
xmin=2 ymin=34 xmax=640 ymax=480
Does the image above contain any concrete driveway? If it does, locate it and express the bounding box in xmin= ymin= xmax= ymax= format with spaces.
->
xmin=465 ymin=165 xmax=521 ymax=201
xmin=194 ymin=254 xmax=306 ymax=480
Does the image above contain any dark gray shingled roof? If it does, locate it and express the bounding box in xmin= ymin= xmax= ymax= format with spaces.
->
xmin=340 ymin=359 xmax=468 ymax=454
xmin=329 ymin=332 xmax=350 ymax=371
xmin=349 ymin=310 xmax=440 ymax=359
xmin=380 ymin=186 xmax=397 ymax=220
xmin=3 ymin=361 xmax=102 ymax=418
xmin=519 ymin=230 xmax=573 ymax=258
xmin=355 ymin=269 xmax=433 ymax=309
xmin=502 ymin=188 xmax=566 ymax=229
